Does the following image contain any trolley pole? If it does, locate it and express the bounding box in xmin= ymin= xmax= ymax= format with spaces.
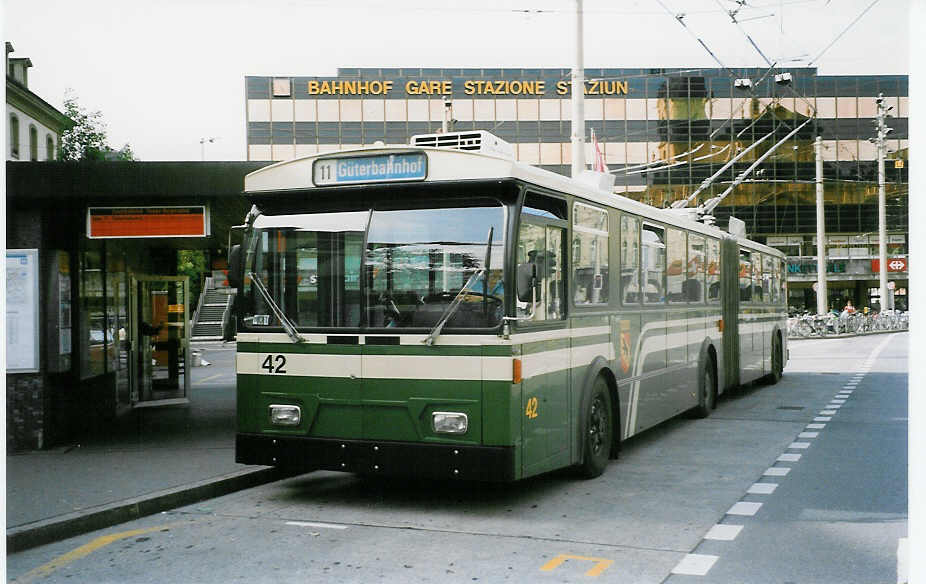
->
xmin=876 ymin=93 xmax=890 ymax=312
xmin=570 ymin=0 xmax=586 ymax=177
xmin=814 ymin=136 xmax=827 ymax=315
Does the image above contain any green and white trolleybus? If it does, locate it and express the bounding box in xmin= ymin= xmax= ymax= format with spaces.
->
xmin=231 ymin=131 xmax=787 ymax=481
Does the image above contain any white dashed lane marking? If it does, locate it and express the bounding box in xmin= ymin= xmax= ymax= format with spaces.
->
xmin=798 ymin=432 xmax=819 ymax=438
xmin=285 ymin=521 xmax=348 ymax=530
xmin=814 ymin=416 xmax=832 ymax=422
xmin=764 ymin=467 xmax=791 ymax=476
xmin=727 ymin=502 xmax=763 ymax=516
xmin=703 ymin=524 xmax=744 ymax=541
xmin=789 ymin=442 xmax=811 ymax=449
xmin=671 ymin=554 xmax=719 ymax=576
xmin=806 ymin=423 xmax=826 ymax=429
xmin=820 ymin=410 xmax=837 ymax=415
xmin=778 ymin=453 xmax=802 ymax=462
xmin=747 ymin=483 xmax=778 ymax=495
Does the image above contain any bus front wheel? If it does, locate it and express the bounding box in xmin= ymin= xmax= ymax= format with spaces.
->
xmin=577 ymin=377 xmax=612 ymax=479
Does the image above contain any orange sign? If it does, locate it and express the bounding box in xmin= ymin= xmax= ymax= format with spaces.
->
xmin=87 ymin=206 xmax=209 ymax=238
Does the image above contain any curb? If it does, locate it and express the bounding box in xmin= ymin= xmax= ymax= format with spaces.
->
xmin=7 ymin=466 xmax=291 ymax=553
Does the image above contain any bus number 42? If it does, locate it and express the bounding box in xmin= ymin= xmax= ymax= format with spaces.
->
xmin=261 ymin=354 xmax=287 ymax=374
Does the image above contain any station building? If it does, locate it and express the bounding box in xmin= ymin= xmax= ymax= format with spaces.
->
xmin=245 ymin=67 xmax=909 ymax=312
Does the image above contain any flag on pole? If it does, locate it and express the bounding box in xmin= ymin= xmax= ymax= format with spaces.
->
xmin=590 ymin=128 xmax=608 ymax=173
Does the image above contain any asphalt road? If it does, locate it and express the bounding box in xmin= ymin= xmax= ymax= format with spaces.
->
xmin=7 ymin=333 xmax=908 ymax=584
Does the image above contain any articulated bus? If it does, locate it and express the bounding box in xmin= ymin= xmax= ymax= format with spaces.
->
xmin=230 ymin=132 xmax=787 ymax=481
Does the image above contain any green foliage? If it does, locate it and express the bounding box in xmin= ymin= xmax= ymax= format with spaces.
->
xmin=59 ymin=91 xmax=137 ymax=161
xmin=178 ymin=250 xmax=208 ymax=302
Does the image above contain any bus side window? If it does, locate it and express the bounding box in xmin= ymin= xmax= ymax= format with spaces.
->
xmin=517 ymin=220 xmax=565 ymax=321
xmin=762 ymin=254 xmax=774 ymax=302
xmin=778 ymin=259 xmax=786 ymax=303
xmin=621 ymin=214 xmax=640 ymax=304
xmin=739 ymin=249 xmax=752 ymax=302
xmin=572 ymin=203 xmax=609 ymax=305
xmin=642 ymin=224 xmax=666 ymax=304
xmin=687 ymin=234 xmax=705 ymax=303
xmin=706 ymin=238 xmax=720 ymax=303
xmin=752 ymin=253 xmax=763 ymax=301
xmin=666 ymin=228 xmax=686 ymax=303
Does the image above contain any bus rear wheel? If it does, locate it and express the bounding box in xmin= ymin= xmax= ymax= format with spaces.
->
xmin=577 ymin=377 xmax=612 ymax=479
xmin=690 ymin=355 xmax=717 ymax=419
xmin=764 ymin=334 xmax=783 ymax=384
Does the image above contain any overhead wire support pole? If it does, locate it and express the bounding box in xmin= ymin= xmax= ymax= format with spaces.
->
xmin=570 ymin=0 xmax=586 ymax=177
xmin=815 ymin=136 xmax=827 ymax=315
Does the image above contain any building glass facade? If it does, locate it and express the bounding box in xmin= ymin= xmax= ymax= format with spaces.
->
xmin=245 ymin=68 xmax=909 ymax=311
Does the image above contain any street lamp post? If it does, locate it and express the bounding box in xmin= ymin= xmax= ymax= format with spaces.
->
xmin=875 ymin=94 xmax=892 ymax=311
xmin=570 ymin=0 xmax=585 ymax=177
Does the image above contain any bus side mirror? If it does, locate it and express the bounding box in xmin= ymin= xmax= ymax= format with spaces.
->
xmin=517 ymin=263 xmax=537 ymax=303
xmin=228 ymin=244 xmax=242 ymax=289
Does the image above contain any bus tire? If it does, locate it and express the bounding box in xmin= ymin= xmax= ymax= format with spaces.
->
xmin=764 ymin=333 xmax=783 ymax=384
xmin=577 ymin=377 xmax=612 ymax=479
xmin=690 ymin=353 xmax=717 ymax=419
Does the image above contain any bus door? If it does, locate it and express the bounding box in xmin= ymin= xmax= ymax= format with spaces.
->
xmin=129 ymin=276 xmax=191 ymax=407
xmin=516 ymin=212 xmax=569 ymax=475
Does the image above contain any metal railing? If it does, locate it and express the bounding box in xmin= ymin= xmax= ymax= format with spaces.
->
xmin=788 ymin=310 xmax=908 ymax=338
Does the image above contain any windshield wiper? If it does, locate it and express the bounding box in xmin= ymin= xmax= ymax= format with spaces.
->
xmin=247 ymin=271 xmax=304 ymax=344
xmin=423 ymin=268 xmax=485 ymax=346
xmin=423 ymin=227 xmax=495 ymax=347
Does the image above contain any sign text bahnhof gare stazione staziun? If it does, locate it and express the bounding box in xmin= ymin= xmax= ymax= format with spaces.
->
xmin=246 ymin=68 xmax=908 ymax=312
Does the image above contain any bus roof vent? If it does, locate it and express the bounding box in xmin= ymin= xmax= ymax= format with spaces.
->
xmin=411 ymin=130 xmax=515 ymax=160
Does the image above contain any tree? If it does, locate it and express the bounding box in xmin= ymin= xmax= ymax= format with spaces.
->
xmin=59 ymin=91 xmax=137 ymax=161
xmin=177 ymin=250 xmax=208 ymax=303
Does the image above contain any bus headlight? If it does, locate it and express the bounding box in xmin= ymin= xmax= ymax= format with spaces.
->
xmin=432 ymin=412 xmax=468 ymax=434
xmin=269 ymin=404 xmax=301 ymax=426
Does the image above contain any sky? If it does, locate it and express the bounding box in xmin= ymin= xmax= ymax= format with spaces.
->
xmin=3 ymin=0 xmax=912 ymax=161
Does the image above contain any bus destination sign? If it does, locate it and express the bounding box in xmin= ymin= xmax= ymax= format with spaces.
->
xmin=313 ymin=152 xmax=427 ymax=186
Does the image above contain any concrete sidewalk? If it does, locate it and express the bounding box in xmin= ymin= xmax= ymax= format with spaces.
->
xmin=6 ymin=342 xmax=288 ymax=552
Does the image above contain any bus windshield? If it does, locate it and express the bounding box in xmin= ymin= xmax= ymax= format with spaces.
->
xmin=242 ymin=203 xmax=506 ymax=331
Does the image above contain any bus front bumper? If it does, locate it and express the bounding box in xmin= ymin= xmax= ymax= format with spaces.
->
xmin=236 ymin=433 xmax=517 ymax=482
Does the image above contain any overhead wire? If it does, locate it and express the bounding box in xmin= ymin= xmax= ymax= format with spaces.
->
xmin=806 ymin=0 xmax=880 ymax=67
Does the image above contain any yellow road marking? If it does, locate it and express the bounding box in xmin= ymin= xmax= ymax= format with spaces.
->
xmin=540 ymin=553 xmax=614 ymax=577
xmin=13 ymin=524 xmax=174 ymax=584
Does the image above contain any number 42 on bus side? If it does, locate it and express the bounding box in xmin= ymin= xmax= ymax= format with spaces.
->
xmin=261 ymin=354 xmax=287 ymax=374
xmin=525 ymin=396 xmax=538 ymax=419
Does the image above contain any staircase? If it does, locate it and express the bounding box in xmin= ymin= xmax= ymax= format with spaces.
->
xmin=191 ymin=282 xmax=232 ymax=341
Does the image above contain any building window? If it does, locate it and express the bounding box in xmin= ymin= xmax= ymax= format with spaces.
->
xmin=9 ymin=113 xmax=20 ymax=159
xmin=46 ymin=135 xmax=55 ymax=160
xmin=272 ymin=78 xmax=291 ymax=97
xmin=29 ymin=125 xmax=38 ymax=160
